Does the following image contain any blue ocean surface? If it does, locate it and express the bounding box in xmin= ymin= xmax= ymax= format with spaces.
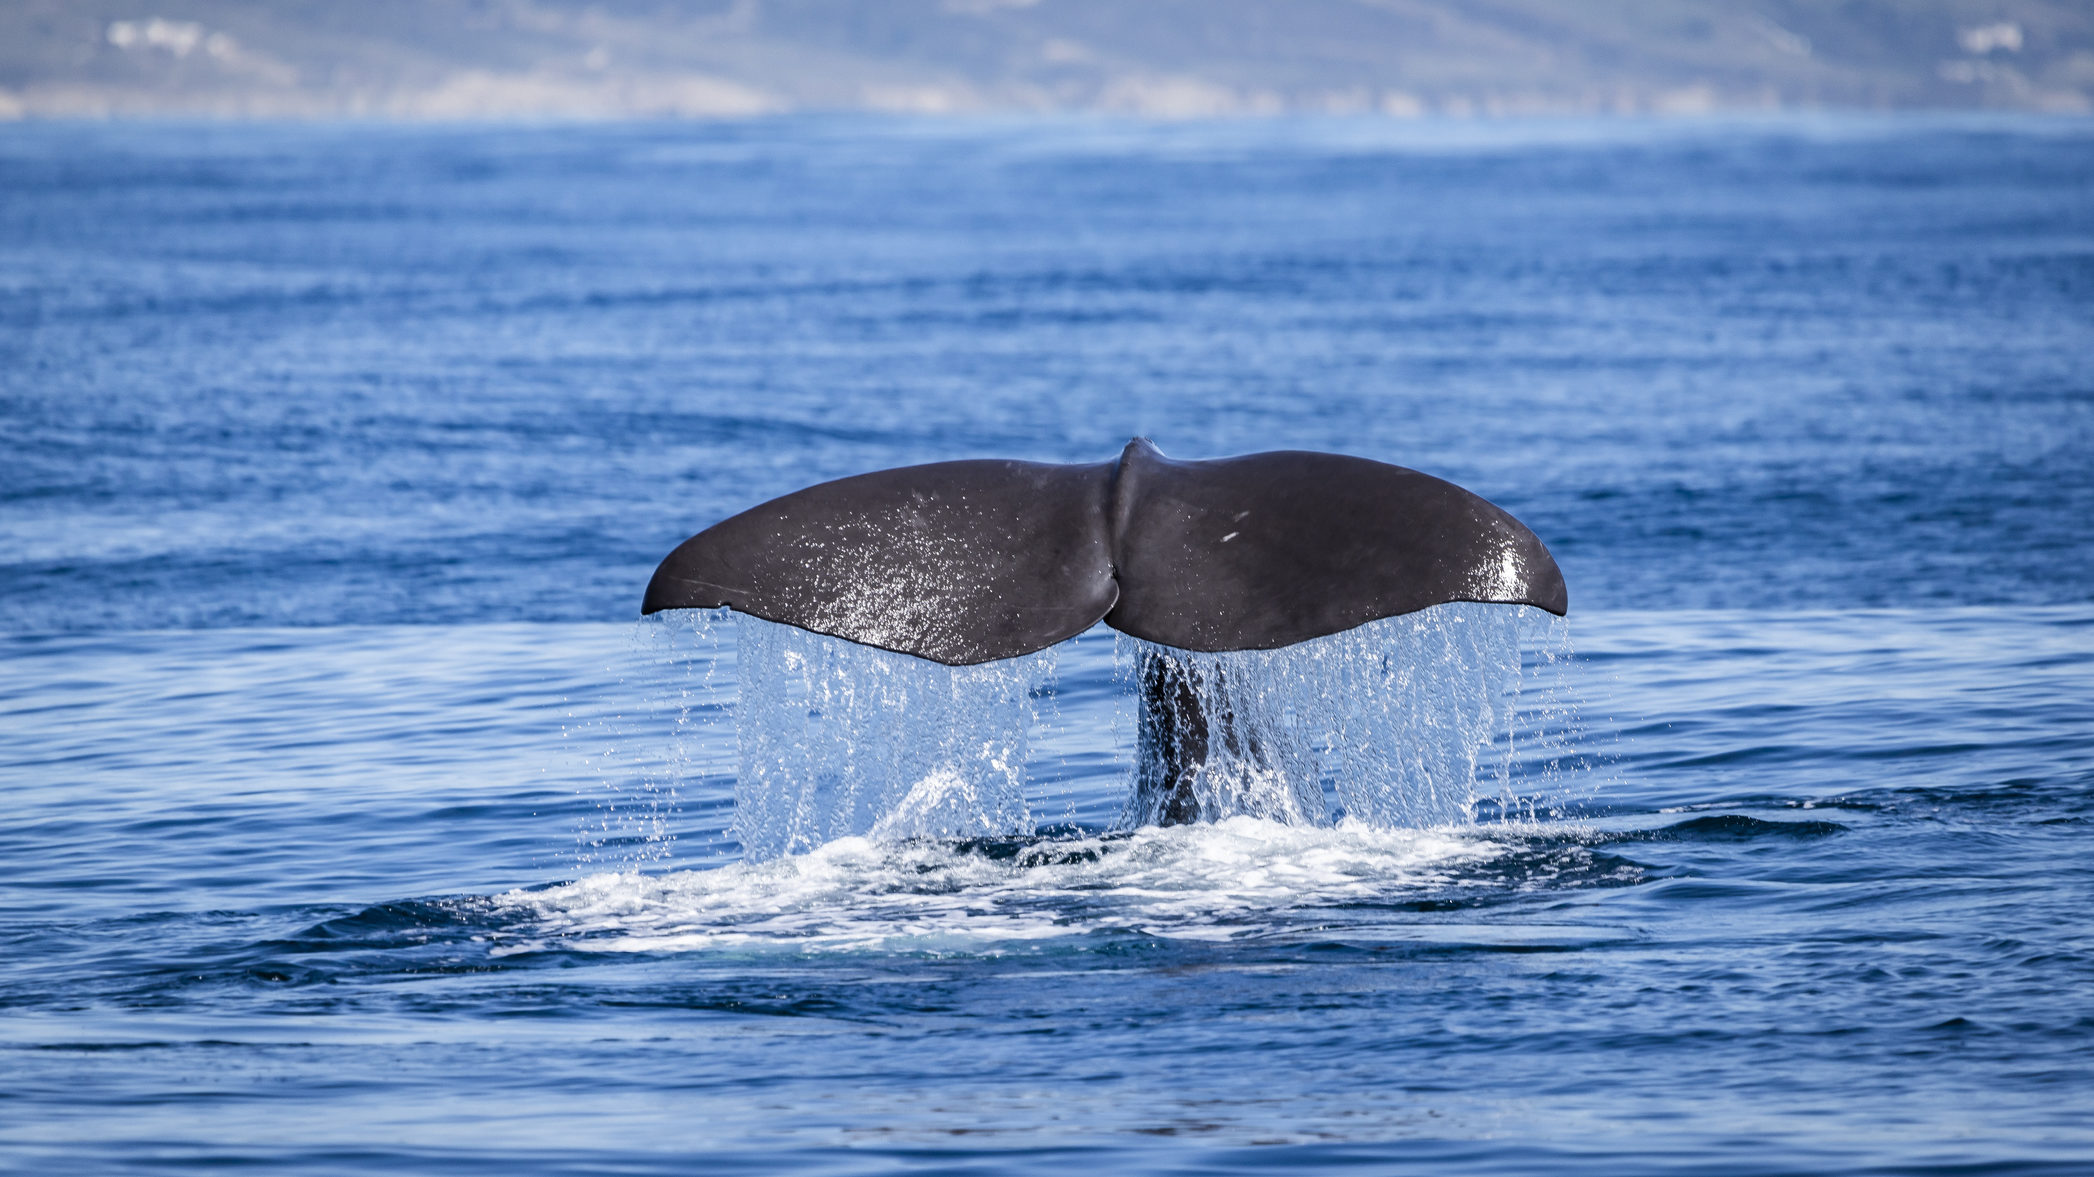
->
xmin=2 ymin=115 xmax=2092 ymax=1174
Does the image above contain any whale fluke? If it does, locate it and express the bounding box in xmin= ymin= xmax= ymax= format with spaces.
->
xmin=642 ymin=438 xmax=1566 ymax=666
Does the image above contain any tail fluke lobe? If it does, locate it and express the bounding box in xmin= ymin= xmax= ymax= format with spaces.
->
xmin=1105 ymin=439 xmax=1566 ymax=653
xmin=641 ymin=458 xmax=1120 ymax=666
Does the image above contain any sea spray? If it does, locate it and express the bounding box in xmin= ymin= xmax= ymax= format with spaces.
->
xmin=1118 ymin=602 xmax=1532 ymax=830
xmin=732 ymin=613 xmax=1058 ymax=859
xmin=635 ymin=607 xmax=737 ymax=856
xmin=571 ymin=609 xmax=736 ymax=869
xmin=633 ymin=603 xmax=1578 ymax=860
xmin=1489 ymin=608 xmax=1588 ymax=823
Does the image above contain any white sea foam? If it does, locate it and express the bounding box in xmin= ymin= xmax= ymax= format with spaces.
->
xmin=495 ymin=817 xmax=1500 ymax=954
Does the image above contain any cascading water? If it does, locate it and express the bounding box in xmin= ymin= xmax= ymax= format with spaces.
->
xmin=635 ymin=602 xmax=1574 ymax=862
xmin=1120 ymin=602 xmax=1531 ymax=830
xmin=732 ymin=614 xmax=1058 ymax=859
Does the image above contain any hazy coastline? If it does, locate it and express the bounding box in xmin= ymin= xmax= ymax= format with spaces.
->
xmin=6 ymin=0 xmax=2090 ymax=121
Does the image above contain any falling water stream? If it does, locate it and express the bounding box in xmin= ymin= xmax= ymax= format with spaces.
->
xmin=642 ymin=602 xmax=1576 ymax=864
xmin=734 ymin=612 xmax=1061 ymax=856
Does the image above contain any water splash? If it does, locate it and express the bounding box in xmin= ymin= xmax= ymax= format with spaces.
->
xmin=732 ymin=614 xmax=1058 ymax=860
xmin=574 ymin=609 xmax=735 ymax=868
xmin=637 ymin=603 xmax=1579 ymax=862
xmin=494 ymin=818 xmax=1643 ymax=955
xmin=1491 ymin=608 xmax=1589 ymax=823
xmin=1120 ymin=602 xmax=1534 ymax=830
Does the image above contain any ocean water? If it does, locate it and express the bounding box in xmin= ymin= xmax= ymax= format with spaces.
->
xmin=3 ymin=115 xmax=2092 ymax=1174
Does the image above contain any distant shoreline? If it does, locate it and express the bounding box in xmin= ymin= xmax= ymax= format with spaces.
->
xmin=5 ymin=94 xmax=2089 ymax=123
xmin=5 ymin=2 xmax=2088 ymax=122
xmin=3 ymin=108 xmax=2088 ymax=129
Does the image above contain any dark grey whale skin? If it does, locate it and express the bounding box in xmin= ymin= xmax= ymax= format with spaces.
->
xmin=642 ymin=438 xmax=1567 ymax=666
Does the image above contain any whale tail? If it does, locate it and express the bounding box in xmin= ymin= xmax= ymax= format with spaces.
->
xmin=643 ymin=438 xmax=1566 ymax=666
xmin=646 ymin=439 xmax=1567 ymax=826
